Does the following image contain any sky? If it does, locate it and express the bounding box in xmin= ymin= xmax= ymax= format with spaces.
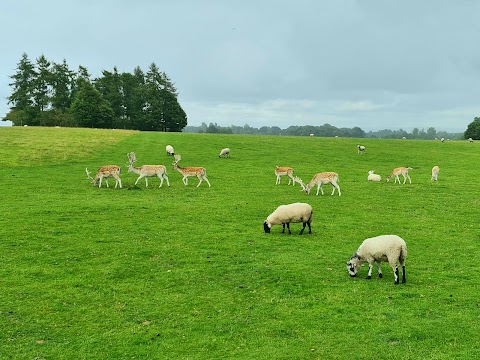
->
xmin=2 ymin=0 xmax=480 ymax=132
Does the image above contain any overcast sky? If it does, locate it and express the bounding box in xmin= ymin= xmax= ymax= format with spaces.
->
xmin=2 ymin=0 xmax=480 ymax=132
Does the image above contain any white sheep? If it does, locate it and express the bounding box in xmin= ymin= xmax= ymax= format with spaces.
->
xmin=346 ymin=234 xmax=407 ymax=285
xmin=469 ymin=137 xmax=473 ymax=143
xmin=357 ymin=145 xmax=365 ymax=154
xmin=263 ymin=202 xmax=313 ymax=235
xmin=219 ymin=148 xmax=230 ymax=158
xmin=431 ymin=165 xmax=440 ymax=181
xmin=367 ymin=170 xmax=382 ymax=182
xmin=166 ymin=145 xmax=175 ymax=156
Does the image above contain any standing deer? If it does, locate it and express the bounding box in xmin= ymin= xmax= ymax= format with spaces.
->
xmin=173 ymin=154 xmax=211 ymax=187
xmin=86 ymin=165 xmax=122 ymax=188
xmin=294 ymin=172 xmax=341 ymax=196
xmin=127 ymin=152 xmax=170 ymax=188
xmin=275 ymin=166 xmax=295 ymax=186
xmin=386 ymin=167 xmax=412 ymax=184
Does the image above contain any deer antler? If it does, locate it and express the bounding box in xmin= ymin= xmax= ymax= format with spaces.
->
xmin=293 ymin=176 xmax=307 ymax=191
xmin=85 ymin=168 xmax=94 ymax=180
xmin=127 ymin=152 xmax=137 ymax=165
xmin=173 ymin=154 xmax=181 ymax=164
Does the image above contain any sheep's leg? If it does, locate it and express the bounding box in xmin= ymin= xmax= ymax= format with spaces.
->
xmin=281 ymin=223 xmax=286 ymax=233
xmin=286 ymin=223 xmax=291 ymax=234
xmin=300 ymin=222 xmax=306 ymax=235
xmin=376 ymin=262 xmax=383 ymax=278
xmin=402 ymin=265 xmax=406 ymax=283
xmin=367 ymin=262 xmax=374 ymax=279
xmin=307 ymin=221 xmax=312 ymax=234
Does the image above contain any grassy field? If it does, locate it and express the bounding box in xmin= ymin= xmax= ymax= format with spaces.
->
xmin=0 ymin=126 xmax=479 ymax=359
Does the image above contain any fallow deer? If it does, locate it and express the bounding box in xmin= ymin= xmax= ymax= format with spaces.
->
xmin=275 ymin=166 xmax=295 ymax=186
xmin=386 ymin=167 xmax=412 ymax=184
xmin=86 ymin=165 xmax=122 ymax=188
xmin=127 ymin=152 xmax=170 ymax=188
xmin=173 ymin=154 xmax=211 ymax=187
xmin=294 ymin=172 xmax=341 ymax=196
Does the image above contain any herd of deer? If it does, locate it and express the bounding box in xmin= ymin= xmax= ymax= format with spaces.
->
xmin=86 ymin=149 xmax=211 ymax=189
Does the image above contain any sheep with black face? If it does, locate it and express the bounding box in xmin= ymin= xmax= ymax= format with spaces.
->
xmin=347 ymin=234 xmax=407 ymax=285
xmin=263 ymin=203 xmax=313 ymax=235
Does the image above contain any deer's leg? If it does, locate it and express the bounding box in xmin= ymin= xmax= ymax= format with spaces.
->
xmin=204 ymin=176 xmax=211 ymax=187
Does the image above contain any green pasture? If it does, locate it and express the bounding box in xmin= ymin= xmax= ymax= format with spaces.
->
xmin=0 ymin=126 xmax=479 ymax=359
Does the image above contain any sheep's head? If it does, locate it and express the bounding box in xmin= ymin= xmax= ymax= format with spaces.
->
xmin=263 ymin=221 xmax=271 ymax=234
xmin=346 ymin=253 xmax=362 ymax=277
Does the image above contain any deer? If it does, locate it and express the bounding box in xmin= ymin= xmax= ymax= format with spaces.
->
xmin=386 ymin=167 xmax=412 ymax=184
xmin=275 ymin=166 xmax=295 ymax=186
xmin=127 ymin=152 xmax=170 ymax=188
xmin=172 ymin=154 xmax=211 ymax=187
xmin=293 ymin=172 xmax=341 ymax=196
xmin=86 ymin=165 xmax=122 ymax=188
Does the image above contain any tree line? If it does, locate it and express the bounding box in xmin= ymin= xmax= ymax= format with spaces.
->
xmin=3 ymin=53 xmax=187 ymax=131
xmin=184 ymin=122 xmax=464 ymax=139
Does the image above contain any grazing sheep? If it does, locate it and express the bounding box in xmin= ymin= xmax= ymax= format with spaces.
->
xmin=275 ymin=166 xmax=295 ymax=186
xmin=263 ymin=202 xmax=313 ymax=235
xmin=386 ymin=167 xmax=412 ymax=184
xmin=357 ymin=145 xmax=366 ymax=154
xmin=166 ymin=145 xmax=175 ymax=156
xmin=367 ymin=170 xmax=382 ymax=182
xmin=469 ymin=137 xmax=474 ymax=143
xmin=346 ymin=234 xmax=407 ymax=285
xmin=441 ymin=138 xmax=445 ymax=142
xmin=219 ymin=148 xmax=230 ymax=158
xmin=431 ymin=165 xmax=440 ymax=181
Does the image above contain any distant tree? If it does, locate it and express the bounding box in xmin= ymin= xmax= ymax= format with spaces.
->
xmin=71 ymin=79 xmax=114 ymax=128
xmin=95 ymin=67 xmax=124 ymax=128
xmin=464 ymin=117 xmax=480 ymax=140
xmin=51 ymin=59 xmax=75 ymax=112
xmin=6 ymin=53 xmax=37 ymax=124
xmin=206 ymin=123 xmax=219 ymax=133
xmin=33 ymin=55 xmax=52 ymax=116
xmin=426 ymin=127 xmax=437 ymax=139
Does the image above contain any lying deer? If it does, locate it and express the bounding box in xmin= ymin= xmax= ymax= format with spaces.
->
xmin=173 ymin=154 xmax=211 ymax=187
xmin=86 ymin=166 xmax=122 ymax=188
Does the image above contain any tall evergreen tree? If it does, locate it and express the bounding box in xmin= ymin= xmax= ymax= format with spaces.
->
xmin=71 ymin=79 xmax=114 ymax=129
xmin=6 ymin=53 xmax=37 ymax=125
xmin=51 ymin=59 xmax=75 ymax=111
xmin=95 ymin=67 xmax=124 ymax=128
xmin=33 ymin=55 xmax=52 ymax=113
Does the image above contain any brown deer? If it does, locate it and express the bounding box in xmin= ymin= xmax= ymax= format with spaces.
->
xmin=386 ymin=167 xmax=412 ymax=184
xmin=275 ymin=166 xmax=295 ymax=185
xmin=127 ymin=152 xmax=170 ymax=188
xmin=86 ymin=165 xmax=122 ymax=188
xmin=173 ymin=154 xmax=211 ymax=187
xmin=294 ymin=172 xmax=341 ymax=196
